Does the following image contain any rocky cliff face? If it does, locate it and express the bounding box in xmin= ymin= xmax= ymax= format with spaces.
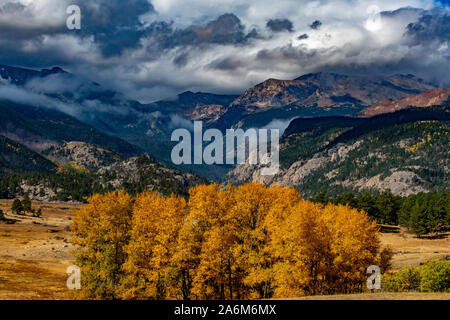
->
xmin=44 ymin=142 xmax=123 ymax=172
xmin=96 ymin=155 xmax=206 ymax=191
xmin=43 ymin=141 xmax=207 ymax=190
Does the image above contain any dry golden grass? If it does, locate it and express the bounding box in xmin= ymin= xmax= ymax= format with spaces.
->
xmin=0 ymin=200 xmax=448 ymax=300
xmin=0 ymin=259 xmax=69 ymax=300
xmin=290 ymin=292 xmax=450 ymax=300
xmin=0 ymin=200 xmax=76 ymax=300
xmin=380 ymin=227 xmax=450 ymax=269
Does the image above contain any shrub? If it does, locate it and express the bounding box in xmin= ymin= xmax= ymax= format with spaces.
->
xmin=419 ymin=260 xmax=450 ymax=292
xmin=0 ymin=209 xmax=5 ymax=222
xmin=383 ymin=266 xmax=421 ymax=292
xmin=32 ymin=208 xmax=42 ymax=218
xmin=383 ymin=260 xmax=450 ymax=293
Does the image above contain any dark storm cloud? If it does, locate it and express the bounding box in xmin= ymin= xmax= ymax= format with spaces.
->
xmin=297 ymin=33 xmax=309 ymax=40
xmin=0 ymin=1 xmax=449 ymax=103
xmin=310 ymin=20 xmax=322 ymax=30
xmin=0 ymin=40 xmax=74 ymax=69
xmin=164 ymin=13 xmax=251 ymax=47
xmin=173 ymin=52 xmax=190 ymax=67
xmin=0 ymin=2 xmax=24 ymax=14
xmin=80 ymin=0 xmax=154 ymax=56
xmin=207 ymin=57 xmax=244 ymax=71
xmin=147 ymin=13 xmax=260 ymax=69
xmin=266 ymin=19 xmax=294 ymax=32
xmin=0 ymin=0 xmax=155 ymax=65
xmin=405 ymin=8 xmax=450 ymax=43
xmin=256 ymin=45 xmax=319 ymax=65
xmin=245 ymin=28 xmax=261 ymax=40
xmin=0 ymin=2 xmax=64 ymax=41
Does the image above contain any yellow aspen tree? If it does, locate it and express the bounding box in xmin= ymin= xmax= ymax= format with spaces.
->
xmin=271 ymin=200 xmax=330 ymax=297
xmin=181 ymin=184 xmax=236 ymax=300
xmin=71 ymin=190 xmax=134 ymax=300
xmin=271 ymin=201 xmax=385 ymax=298
xmin=321 ymin=204 xmax=381 ymax=294
xmin=120 ymin=192 xmax=187 ymax=300
xmin=232 ymin=184 xmax=301 ymax=299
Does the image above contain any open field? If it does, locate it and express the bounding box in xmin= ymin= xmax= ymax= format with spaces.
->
xmin=0 ymin=200 xmax=448 ymax=300
xmin=380 ymin=226 xmax=450 ymax=269
xmin=0 ymin=200 xmax=76 ymax=300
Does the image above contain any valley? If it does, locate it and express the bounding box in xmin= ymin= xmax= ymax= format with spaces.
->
xmin=0 ymin=0 xmax=449 ymax=304
xmin=0 ymin=199 xmax=448 ymax=300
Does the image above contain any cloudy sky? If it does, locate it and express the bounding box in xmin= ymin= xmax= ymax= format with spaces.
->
xmin=0 ymin=0 xmax=449 ymax=102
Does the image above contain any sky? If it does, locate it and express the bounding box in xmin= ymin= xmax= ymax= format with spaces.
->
xmin=0 ymin=0 xmax=449 ymax=103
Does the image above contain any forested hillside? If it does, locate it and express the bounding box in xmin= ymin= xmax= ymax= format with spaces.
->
xmin=0 ymin=154 xmax=207 ymax=201
xmin=0 ymin=135 xmax=56 ymax=174
xmin=228 ymin=105 xmax=450 ymax=197
xmin=0 ymin=100 xmax=142 ymax=156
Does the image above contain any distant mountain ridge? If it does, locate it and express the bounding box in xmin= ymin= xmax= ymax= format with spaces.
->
xmin=233 ymin=73 xmax=433 ymax=109
xmin=212 ymin=72 xmax=436 ymax=131
xmin=0 ymin=64 xmax=66 ymax=86
xmin=359 ymin=88 xmax=450 ymax=117
xmin=0 ymin=100 xmax=142 ymax=156
xmin=0 ymin=139 xmax=208 ymax=201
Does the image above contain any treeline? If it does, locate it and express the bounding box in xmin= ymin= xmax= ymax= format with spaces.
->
xmin=310 ymin=191 xmax=450 ymax=236
xmin=71 ymin=183 xmax=392 ymax=300
xmin=0 ymin=166 xmax=198 ymax=202
xmin=0 ymin=171 xmax=107 ymax=202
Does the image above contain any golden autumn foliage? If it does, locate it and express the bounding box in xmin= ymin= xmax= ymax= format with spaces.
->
xmin=271 ymin=202 xmax=383 ymax=297
xmin=71 ymin=190 xmax=134 ymax=299
xmin=71 ymin=183 xmax=391 ymax=300
xmin=120 ymin=191 xmax=187 ymax=300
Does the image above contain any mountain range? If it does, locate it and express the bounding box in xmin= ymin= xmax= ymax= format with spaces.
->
xmin=0 ymin=63 xmax=449 ymax=198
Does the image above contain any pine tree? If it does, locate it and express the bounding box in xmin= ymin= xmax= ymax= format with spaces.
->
xmin=11 ymin=199 xmax=23 ymax=214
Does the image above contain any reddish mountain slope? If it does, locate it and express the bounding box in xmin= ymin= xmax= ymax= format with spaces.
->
xmin=359 ymin=88 xmax=450 ymax=117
